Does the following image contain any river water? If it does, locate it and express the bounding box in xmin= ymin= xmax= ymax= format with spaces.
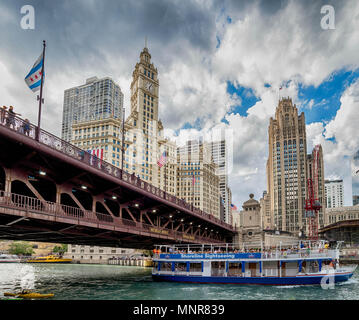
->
xmin=0 ymin=263 xmax=358 ymax=300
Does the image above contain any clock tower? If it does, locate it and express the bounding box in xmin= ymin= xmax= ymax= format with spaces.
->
xmin=125 ymin=46 xmax=164 ymax=186
xmin=130 ymin=47 xmax=159 ymax=122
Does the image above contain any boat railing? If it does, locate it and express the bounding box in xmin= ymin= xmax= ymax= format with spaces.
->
xmin=153 ymin=246 xmax=338 ymax=260
xmin=154 ymin=240 xmax=332 ymax=255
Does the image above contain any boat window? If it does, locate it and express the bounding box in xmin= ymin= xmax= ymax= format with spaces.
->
xmin=211 ymin=261 xmax=226 ymax=276
xmin=189 ymin=263 xmax=202 ymax=272
xmin=174 ymin=262 xmax=187 ymax=271
xmin=161 ymin=262 xmax=172 ymax=271
xmin=228 ymin=262 xmax=242 ymax=276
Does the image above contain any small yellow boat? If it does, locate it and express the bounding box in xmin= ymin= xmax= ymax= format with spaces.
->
xmin=4 ymin=291 xmax=54 ymax=299
xmin=26 ymin=255 xmax=72 ymax=263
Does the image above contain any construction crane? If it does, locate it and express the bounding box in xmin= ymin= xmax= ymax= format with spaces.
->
xmin=305 ymin=145 xmax=322 ymax=240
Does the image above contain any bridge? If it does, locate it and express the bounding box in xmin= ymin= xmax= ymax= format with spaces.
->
xmin=0 ymin=111 xmax=236 ymax=249
xmin=319 ymin=220 xmax=359 ymax=245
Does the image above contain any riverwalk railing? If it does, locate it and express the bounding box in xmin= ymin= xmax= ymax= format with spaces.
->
xmin=0 ymin=109 xmax=234 ymax=232
xmin=0 ymin=190 xmax=222 ymax=243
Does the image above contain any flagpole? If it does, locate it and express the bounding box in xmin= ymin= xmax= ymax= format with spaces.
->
xmin=36 ymin=40 xmax=46 ymax=141
xmin=192 ymin=174 xmax=195 ymax=210
xmin=164 ymin=163 xmax=167 ymax=194
xmin=121 ymin=107 xmax=125 ymax=179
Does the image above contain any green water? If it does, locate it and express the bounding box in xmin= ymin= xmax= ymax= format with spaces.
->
xmin=0 ymin=263 xmax=358 ymax=300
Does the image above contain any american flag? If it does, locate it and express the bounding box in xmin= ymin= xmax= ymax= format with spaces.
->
xmin=88 ymin=148 xmax=104 ymax=160
xmin=87 ymin=148 xmax=104 ymax=166
xmin=192 ymin=174 xmax=196 ymax=186
xmin=231 ymin=203 xmax=237 ymax=211
xmin=157 ymin=151 xmax=167 ymax=168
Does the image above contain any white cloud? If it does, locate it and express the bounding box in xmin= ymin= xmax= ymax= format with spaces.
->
xmin=306 ymin=79 xmax=359 ymax=205
xmin=1 ymin=0 xmax=359 ymax=209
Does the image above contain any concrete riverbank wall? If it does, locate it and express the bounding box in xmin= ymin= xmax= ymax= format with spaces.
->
xmin=108 ymin=258 xmax=153 ymax=267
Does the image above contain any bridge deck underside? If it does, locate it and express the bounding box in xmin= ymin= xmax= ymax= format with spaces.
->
xmin=0 ymin=211 xmax=179 ymax=249
xmin=0 ymin=124 xmax=235 ymax=248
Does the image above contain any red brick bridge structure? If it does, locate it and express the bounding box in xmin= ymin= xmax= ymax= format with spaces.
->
xmin=0 ymin=112 xmax=235 ymax=249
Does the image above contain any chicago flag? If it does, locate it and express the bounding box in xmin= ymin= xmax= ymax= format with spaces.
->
xmin=24 ymin=53 xmax=44 ymax=92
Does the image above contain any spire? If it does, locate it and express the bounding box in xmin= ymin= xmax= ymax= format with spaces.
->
xmin=140 ymin=39 xmax=151 ymax=63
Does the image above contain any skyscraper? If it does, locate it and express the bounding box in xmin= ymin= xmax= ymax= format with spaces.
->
xmin=267 ymin=98 xmax=307 ymax=233
xmin=209 ymin=138 xmax=232 ymax=224
xmin=267 ymin=98 xmax=309 ymax=233
xmin=325 ymin=179 xmax=344 ymax=208
xmin=176 ymin=140 xmax=220 ymax=219
xmin=124 ymin=46 xmax=167 ymax=187
xmin=62 ymin=77 xmax=124 ymax=142
xmin=71 ymin=117 xmax=124 ymax=166
xmin=306 ymin=145 xmax=325 ymax=229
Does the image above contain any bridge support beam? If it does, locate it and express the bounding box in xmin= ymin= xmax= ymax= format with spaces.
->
xmin=4 ymin=168 xmax=11 ymax=193
xmin=61 ymin=184 xmax=86 ymax=212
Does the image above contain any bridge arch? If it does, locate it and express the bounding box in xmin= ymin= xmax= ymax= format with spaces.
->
xmin=11 ymin=179 xmax=37 ymax=198
xmin=96 ymin=201 xmax=112 ymax=216
xmin=103 ymin=198 xmax=120 ymax=217
xmin=61 ymin=192 xmax=79 ymax=208
xmin=72 ymin=188 xmax=93 ymax=211
xmin=28 ymin=176 xmax=57 ymax=203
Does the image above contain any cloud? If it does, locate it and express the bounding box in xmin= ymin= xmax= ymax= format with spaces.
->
xmin=0 ymin=0 xmax=359 ymax=208
xmin=306 ymin=79 xmax=359 ymax=205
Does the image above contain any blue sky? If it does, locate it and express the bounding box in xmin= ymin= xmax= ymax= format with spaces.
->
xmin=298 ymin=69 xmax=359 ymax=125
xmin=227 ymin=68 xmax=359 ymax=126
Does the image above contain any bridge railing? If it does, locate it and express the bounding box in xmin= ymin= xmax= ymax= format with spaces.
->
xmin=0 ymin=110 xmax=234 ymax=232
xmin=0 ymin=190 xmax=222 ymax=243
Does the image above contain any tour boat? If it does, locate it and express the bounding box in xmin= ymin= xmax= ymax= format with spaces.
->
xmin=4 ymin=291 xmax=54 ymax=299
xmin=26 ymin=255 xmax=72 ymax=263
xmin=0 ymin=254 xmax=21 ymax=263
xmin=152 ymin=241 xmax=357 ymax=286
